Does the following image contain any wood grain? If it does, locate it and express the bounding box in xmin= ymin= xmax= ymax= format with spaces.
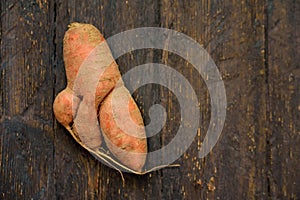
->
xmin=0 ymin=0 xmax=299 ymax=199
xmin=267 ymin=0 xmax=300 ymax=199
xmin=0 ymin=0 xmax=55 ymax=199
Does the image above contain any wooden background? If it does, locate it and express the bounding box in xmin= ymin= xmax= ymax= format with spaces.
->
xmin=1 ymin=0 xmax=299 ymax=199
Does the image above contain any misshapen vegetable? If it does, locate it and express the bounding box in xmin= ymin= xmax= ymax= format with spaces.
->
xmin=53 ymin=23 xmax=147 ymax=172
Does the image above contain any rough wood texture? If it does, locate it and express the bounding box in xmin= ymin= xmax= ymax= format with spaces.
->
xmin=267 ymin=1 xmax=300 ymax=199
xmin=1 ymin=0 xmax=299 ymax=199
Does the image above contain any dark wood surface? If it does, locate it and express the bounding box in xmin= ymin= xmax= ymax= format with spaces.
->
xmin=1 ymin=0 xmax=299 ymax=199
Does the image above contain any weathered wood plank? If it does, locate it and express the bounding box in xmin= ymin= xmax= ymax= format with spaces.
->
xmin=0 ymin=0 xmax=299 ymax=199
xmin=267 ymin=0 xmax=300 ymax=199
xmin=206 ymin=1 xmax=270 ymax=199
xmin=160 ymin=0 xmax=269 ymax=199
xmin=0 ymin=0 xmax=55 ymax=199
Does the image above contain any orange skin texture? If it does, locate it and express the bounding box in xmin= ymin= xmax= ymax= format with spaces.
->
xmin=54 ymin=23 xmax=121 ymax=149
xmin=63 ymin=24 xmax=104 ymax=89
xmin=95 ymin=62 xmax=121 ymax=110
xmin=99 ymin=85 xmax=147 ymax=171
xmin=63 ymin=23 xmax=120 ymax=110
xmin=54 ymin=23 xmax=106 ymax=148
xmin=53 ymin=88 xmax=80 ymax=129
xmin=53 ymin=23 xmax=147 ymax=171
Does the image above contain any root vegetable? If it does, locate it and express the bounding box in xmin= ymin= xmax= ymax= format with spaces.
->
xmin=53 ymin=22 xmax=147 ymax=171
xmin=99 ymin=84 xmax=147 ymax=172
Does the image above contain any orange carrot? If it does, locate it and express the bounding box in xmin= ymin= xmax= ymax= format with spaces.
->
xmin=53 ymin=23 xmax=106 ymax=149
xmin=53 ymin=87 xmax=80 ymax=130
xmin=99 ymin=84 xmax=147 ymax=172
xmin=53 ymin=22 xmax=147 ymax=171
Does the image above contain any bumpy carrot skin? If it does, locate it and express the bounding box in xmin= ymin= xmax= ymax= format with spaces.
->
xmin=54 ymin=23 xmax=106 ymax=148
xmin=63 ymin=23 xmax=105 ymax=90
xmin=53 ymin=88 xmax=80 ymax=130
xmin=94 ymin=61 xmax=122 ymax=110
xmin=99 ymin=84 xmax=147 ymax=172
xmin=53 ymin=22 xmax=147 ymax=171
xmin=63 ymin=23 xmax=121 ymax=111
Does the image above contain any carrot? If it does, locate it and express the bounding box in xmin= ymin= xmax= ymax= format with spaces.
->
xmin=53 ymin=22 xmax=147 ymax=172
xmin=99 ymin=84 xmax=147 ymax=172
xmin=53 ymin=87 xmax=80 ymax=131
xmin=53 ymin=22 xmax=106 ymax=149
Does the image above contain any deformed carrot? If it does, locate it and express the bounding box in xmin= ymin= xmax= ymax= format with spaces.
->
xmin=99 ymin=84 xmax=147 ymax=172
xmin=53 ymin=22 xmax=147 ymax=171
